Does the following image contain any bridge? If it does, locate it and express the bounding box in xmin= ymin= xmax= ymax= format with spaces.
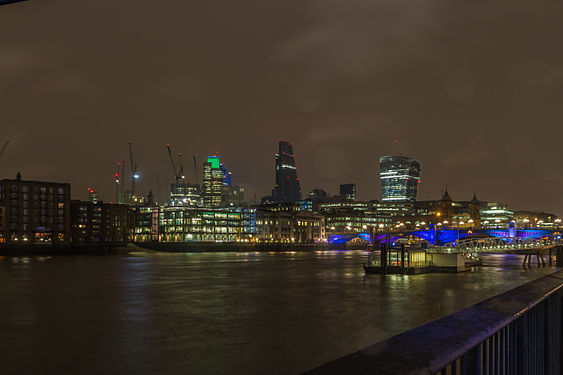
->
xmin=328 ymin=224 xmax=558 ymax=247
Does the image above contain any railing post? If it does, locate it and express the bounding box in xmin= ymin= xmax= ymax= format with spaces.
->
xmin=461 ymin=344 xmax=479 ymax=374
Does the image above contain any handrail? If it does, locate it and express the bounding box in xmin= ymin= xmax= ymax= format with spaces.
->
xmin=304 ymin=270 xmax=563 ymax=374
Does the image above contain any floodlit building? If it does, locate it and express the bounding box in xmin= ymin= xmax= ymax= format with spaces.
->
xmin=256 ymin=209 xmax=325 ymax=243
xmin=379 ymin=156 xmax=421 ymax=203
xmin=0 ymin=173 xmax=71 ymax=244
xmin=272 ymin=141 xmax=302 ymax=202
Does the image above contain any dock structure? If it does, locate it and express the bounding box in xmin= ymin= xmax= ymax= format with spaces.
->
xmin=365 ymin=239 xmax=561 ymax=275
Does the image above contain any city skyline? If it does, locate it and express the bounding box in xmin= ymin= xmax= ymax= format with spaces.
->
xmin=1 ymin=139 xmax=561 ymax=214
xmin=2 ymin=1 xmax=563 ymax=215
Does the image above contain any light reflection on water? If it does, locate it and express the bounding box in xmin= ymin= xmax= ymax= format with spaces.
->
xmin=0 ymin=251 xmax=557 ymax=374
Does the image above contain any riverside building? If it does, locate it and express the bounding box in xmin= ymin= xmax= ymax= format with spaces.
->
xmin=255 ymin=209 xmax=325 ymax=243
xmin=0 ymin=174 xmax=71 ymax=244
xmin=134 ymin=206 xmax=257 ymax=243
xmin=70 ymin=200 xmax=132 ymax=244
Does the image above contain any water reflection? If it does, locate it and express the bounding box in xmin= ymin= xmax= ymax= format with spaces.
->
xmin=0 ymin=251 xmax=556 ymax=374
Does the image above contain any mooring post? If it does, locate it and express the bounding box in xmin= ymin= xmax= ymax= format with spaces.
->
xmin=540 ymin=252 xmax=545 ymax=267
xmin=523 ymin=253 xmax=528 ymax=268
xmin=401 ymin=244 xmax=405 ymax=274
xmin=382 ymin=243 xmax=388 ymax=275
xmin=557 ymin=245 xmax=563 ymax=268
xmin=528 ymin=252 xmax=532 ymax=267
xmin=549 ymin=247 xmax=553 ymax=266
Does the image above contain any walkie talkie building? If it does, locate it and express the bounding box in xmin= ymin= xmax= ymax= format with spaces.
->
xmin=379 ymin=156 xmax=421 ymax=202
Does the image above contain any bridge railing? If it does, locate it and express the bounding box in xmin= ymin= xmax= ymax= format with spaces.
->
xmin=305 ymin=270 xmax=563 ymax=375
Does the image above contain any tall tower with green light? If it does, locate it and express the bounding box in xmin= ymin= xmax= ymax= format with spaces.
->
xmin=203 ymin=155 xmax=224 ymax=207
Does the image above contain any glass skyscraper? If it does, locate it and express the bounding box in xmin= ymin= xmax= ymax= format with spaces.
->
xmin=379 ymin=156 xmax=421 ymax=202
xmin=272 ymin=141 xmax=302 ymax=202
xmin=203 ymin=155 xmax=224 ymax=207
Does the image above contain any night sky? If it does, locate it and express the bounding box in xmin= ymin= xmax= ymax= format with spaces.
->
xmin=1 ymin=1 xmax=562 ymax=214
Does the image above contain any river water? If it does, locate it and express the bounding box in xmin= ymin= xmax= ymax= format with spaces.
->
xmin=0 ymin=251 xmax=557 ymax=374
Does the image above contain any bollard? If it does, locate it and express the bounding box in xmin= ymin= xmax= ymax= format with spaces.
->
xmin=557 ymin=246 xmax=563 ymax=267
xmin=381 ymin=243 xmax=388 ymax=275
xmin=401 ymin=244 xmax=405 ymax=274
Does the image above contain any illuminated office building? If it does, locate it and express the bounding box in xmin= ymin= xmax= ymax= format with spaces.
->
xmin=170 ymin=183 xmax=201 ymax=207
xmin=202 ymin=155 xmax=224 ymax=207
xmin=480 ymin=203 xmax=514 ymax=229
xmin=379 ymin=156 xmax=421 ymax=203
xmin=272 ymin=141 xmax=302 ymax=202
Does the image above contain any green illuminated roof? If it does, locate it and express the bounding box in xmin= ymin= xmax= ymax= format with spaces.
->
xmin=207 ymin=155 xmax=220 ymax=169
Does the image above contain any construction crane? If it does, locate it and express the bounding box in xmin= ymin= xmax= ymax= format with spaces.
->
xmin=114 ymin=158 xmax=125 ymax=203
xmin=153 ymin=166 xmax=164 ymax=204
xmin=128 ymin=141 xmax=139 ymax=196
xmin=0 ymin=140 xmax=9 ymax=162
xmin=192 ymin=154 xmax=199 ymax=186
xmin=166 ymin=144 xmax=185 ymax=184
xmin=120 ymin=159 xmax=126 ymax=203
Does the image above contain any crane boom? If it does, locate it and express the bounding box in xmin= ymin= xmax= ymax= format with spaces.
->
xmin=178 ymin=152 xmax=185 ymax=181
xmin=128 ymin=141 xmax=139 ymax=195
xmin=153 ymin=166 xmax=164 ymax=204
xmin=192 ymin=154 xmax=199 ymax=186
xmin=166 ymin=144 xmax=180 ymax=183
xmin=120 ymin=159 xmax=126 ymax=202
xmin=0 ymin=140 xmax=9 ymax=161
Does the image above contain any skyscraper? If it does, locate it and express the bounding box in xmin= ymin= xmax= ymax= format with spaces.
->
xmin=379 ymin=156 xmax=421 ymax=202
xmin=272 ymin=141 xmax=302 ymax=202
xmin=339 ymin=183 xmax=356 ymax=201
xmin=203 ymin=155 xmax=224 ymax=207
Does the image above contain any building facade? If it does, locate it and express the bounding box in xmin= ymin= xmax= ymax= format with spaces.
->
xmin=339 ymin=183 xmax=356 ymax=201
xmin=272 ymin=141 xmax=302 ymax=202
xmin=256 ymin=209 xmax=325 ymax=243
xmin=170 ymin=183 xmax=201 ymax=207
xmin=134 ymin=206 xmax=257 ymax=243
xmin=202 ymin=155 xmax=224 ymax=207
xmin=379 ymin=155 xmax=421 ymax=203
xmin=70 ymin=200 xmax=132 ymax=244
xmin=0 ymin=174 xmax=71 ymax=244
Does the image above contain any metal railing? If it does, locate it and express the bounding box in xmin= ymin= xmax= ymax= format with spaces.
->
xmin=450 ymin=237 xmax=555 ymax=254
xmin=305 ymin=270 xmax=563 ymax=375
